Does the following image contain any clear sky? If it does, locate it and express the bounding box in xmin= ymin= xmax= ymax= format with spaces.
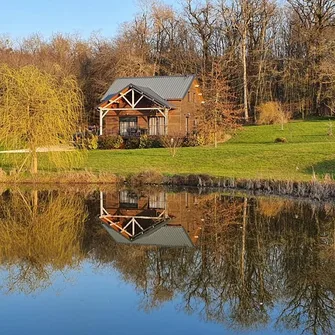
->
xmin=0 ymin=0 xmax=178 ymax=40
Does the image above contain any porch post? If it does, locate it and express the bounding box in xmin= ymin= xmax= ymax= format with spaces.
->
xmin=100 ymin=191 xmax=104 ymax=217
xmin=164 ymin=108 xmax=169 ymax=135
xmin=99 ymin=108 xmax=103 ymax=135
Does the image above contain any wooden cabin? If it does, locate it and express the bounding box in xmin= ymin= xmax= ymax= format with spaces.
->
xmin=98 ymin=75 xmax=204 ymax=137
xmin=99 ymin=190 xmax=203 ymax=247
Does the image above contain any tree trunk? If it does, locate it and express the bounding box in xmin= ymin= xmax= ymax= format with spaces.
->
xmin=214 ymin=92 xmax=219 ymax=148
xmin=242 ymin=27 xmax=249 ymax=121
xmin=31 ymin=148 xmax=38 ymax=174
xmin=241 ymin=197 xmax=248 ymax=283
xmin=32 ymin=189 xmax=38 ymax=213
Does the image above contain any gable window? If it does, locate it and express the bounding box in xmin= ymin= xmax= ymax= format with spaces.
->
xmin=119 ymin=117 xmax=137 ymax=136
xmin=149 ymin=117 xmax=165 ymax=135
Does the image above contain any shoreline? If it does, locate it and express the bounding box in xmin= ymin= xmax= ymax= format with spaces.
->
xmin=0 ymin=171 xmax=334 ymax=201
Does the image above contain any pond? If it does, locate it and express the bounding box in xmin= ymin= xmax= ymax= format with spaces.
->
xmin=0 ymin=186 xmax=335 ymax=335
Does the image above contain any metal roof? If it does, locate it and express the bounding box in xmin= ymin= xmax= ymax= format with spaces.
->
xmin=132 ymin=84 xmax=172 ymax=108
xmin=101 ymin=75 xmax=196 ymax=101
xmin=102 ymin=222 xmax=194 ymax=248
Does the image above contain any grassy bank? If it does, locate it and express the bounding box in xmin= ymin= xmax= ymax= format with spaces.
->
xmin=0 ymin=119 xmax=334 ymax=182
xmin=85 ymin=119 xmax=335 ymax=181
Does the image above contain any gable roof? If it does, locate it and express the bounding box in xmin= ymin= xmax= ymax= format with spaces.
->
xmin=103 ymin=83 xmax=173 ymax=108
xmin=134 ymin=84 xmax=172 ymax=108
xmin=101 ymin=74 xmax=196 ymax=102
xmin=102 ymin=222 xmax=194 ymax=248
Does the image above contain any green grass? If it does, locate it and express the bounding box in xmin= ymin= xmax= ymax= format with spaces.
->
xmin=1 ymin=119 xmax=335 ymax=181
xmin=83 ymin=119 xmax=335 ymax=181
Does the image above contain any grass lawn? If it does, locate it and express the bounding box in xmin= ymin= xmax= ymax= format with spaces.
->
xmin=84 ymin=119 xmax=335 ymax=181
xmin=1 ymin=119 xmax=335 ymax=181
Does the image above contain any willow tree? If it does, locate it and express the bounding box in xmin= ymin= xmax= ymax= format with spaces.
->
xmin=0 ymin=189 xmax=86 ymax=294
xmin=0 ymin=64 xmax=83 ymax=174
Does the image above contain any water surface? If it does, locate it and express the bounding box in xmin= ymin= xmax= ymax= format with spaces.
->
xmin=0 ymin=187 xmax=334 ymax=335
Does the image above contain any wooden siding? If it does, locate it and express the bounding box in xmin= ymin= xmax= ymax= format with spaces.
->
xmin=167 ymin=79 xmax=202 ymax=135
xmin=102 ymin=78 xmax=203 ymax=136
xmin=104 ymin=191 xmax=203 ymax=244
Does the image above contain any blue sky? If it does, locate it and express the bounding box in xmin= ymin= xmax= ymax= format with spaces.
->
xmin=0 ymin=0 xmax=179 ymax=40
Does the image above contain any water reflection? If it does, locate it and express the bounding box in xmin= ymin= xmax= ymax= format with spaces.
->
xmin=98 ymin=189 xmax=335 ymax=334
xmin=99 ymin=190 xmax=197 ymax=247
xmin=0 ymin=187 xmax=335 ymax=334
xmin=0 ymin=189 xmax=86 ymax=294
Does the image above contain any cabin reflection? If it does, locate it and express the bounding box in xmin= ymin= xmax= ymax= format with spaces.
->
xmin=99 ymin=190 xmax=201 ymax=247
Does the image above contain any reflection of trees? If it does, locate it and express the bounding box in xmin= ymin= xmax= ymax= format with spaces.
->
xmin=95 ymin=192 xmax=335 ymax=334
xmin=181 ymin=196 xmax=274 ymax=329
xmin=0 ymin=189 xmax=86 ymax=293
xmin=1 ymin=186 xmax=335 ymax=334
xmin=274 ymin=203 xmax=335 ymax=335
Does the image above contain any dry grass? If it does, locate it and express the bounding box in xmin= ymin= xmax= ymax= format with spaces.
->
xmin=0 ymin=170 xmax=121 ymax=184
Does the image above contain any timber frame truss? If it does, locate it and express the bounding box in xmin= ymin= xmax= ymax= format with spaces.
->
xmin=98 ymin=85 xmax=170 ymax=135
xmin=99 ymin=192 xmax=170 ymax=240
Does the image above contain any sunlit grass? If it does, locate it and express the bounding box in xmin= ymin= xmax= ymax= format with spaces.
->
xmin=83 ymin=119 xmax=335 ymax=181
xmin=0 ymin=119 xmax=334 ymax=181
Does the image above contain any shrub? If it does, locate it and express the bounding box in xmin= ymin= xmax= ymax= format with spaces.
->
xmin=139 ymin=135 xmax=163 ymax=148
xmin=257 ymin=101 xmax=290 ymax=128
xmin=98 ymin=135 xmax=124 ymax=149
xmin=182 ymin=135 xmax=200 ymax=147
xmin=275 ymin=137 xmax=287 ymax=143
xmin=161 ymin=134 xmax=184 ymax=157
xmin=73 ymin=131 xmax=98 ymax=150
xmin=182 ymin=134 xmax=211 ymax=147
xmin=128 ymin=170 xmax=163 ymax=185
xmin=139 ymin=134 xmax=151 ymax=148
xmin=125 ymin=137 xmax=140 ymax=149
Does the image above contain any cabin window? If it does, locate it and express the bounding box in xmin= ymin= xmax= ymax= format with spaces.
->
xmin=149 ymin=192 xmax=166 ymax=209
xmin=149 ymin=117 xmax=165 ymax=135
xmin=188 ymin=91 xmax=190 ymax=102
xmin=119 ymin=190 xmax=138 ymax=208
xmin=193 ymin=93 xmax=196 ymax=102
xmin=119 ymin=117 xmax=137 ymax=136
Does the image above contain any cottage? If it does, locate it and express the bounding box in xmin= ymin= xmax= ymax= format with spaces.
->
xmin=98 ymin=74 xmax=203 ymax=137
xmin=99 ymin=190 xmax=202 ymax=247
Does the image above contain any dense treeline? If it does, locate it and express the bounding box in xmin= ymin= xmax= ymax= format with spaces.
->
xmin=1 ymin=0 xmax=334 ymax=122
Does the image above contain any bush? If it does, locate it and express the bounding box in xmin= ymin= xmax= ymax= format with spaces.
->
xmin=182 ymin=135 xmax=202 ymax=147
xmin=125 ymin=137 xmax=140 ymax=149
xmin=128 ymin=170 xmax=163 ymax=185
xmin=257 ymin=101 xmax=290 ymax=127
xmin=73 ymin=131 xmax=98 ymax=150
xmin=139 ymin=135 xmax=163 ymax=148
xmin=275 ymin=137 xmax=287 ymax=143
xmin=161 ymin=134 xmax=184 ymax=157
xmin=98 ymin=135 xmax=124 ymax=149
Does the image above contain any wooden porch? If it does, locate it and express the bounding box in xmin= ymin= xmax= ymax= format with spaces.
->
xmin=98 ymin=84 xmax=171 ymax=136
xmin=103 ymin=114 xmax=166 ymax=137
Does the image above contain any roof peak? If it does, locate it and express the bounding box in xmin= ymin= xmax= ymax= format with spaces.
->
xmin=101 ymin=75 xmax=196 ymax=101
xmin=115 ymin=74 xmax=195 ymax=80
